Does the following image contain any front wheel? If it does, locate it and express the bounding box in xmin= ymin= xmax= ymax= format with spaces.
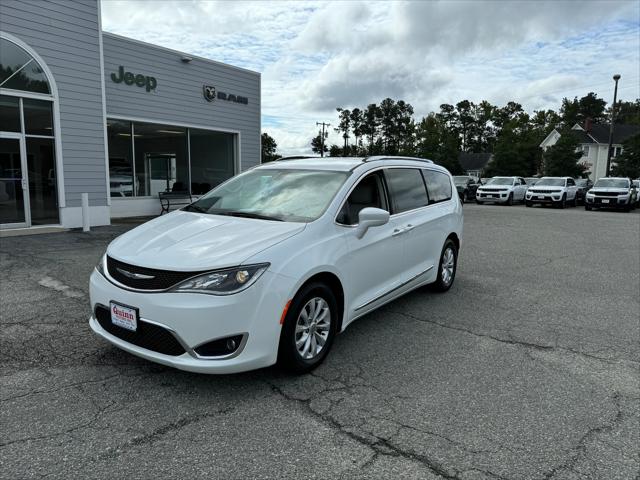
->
xmin=430 ymin=239 xmax=458 ymax=293
xmin=585 ymin=205 xmax=592 ymax=211
xmin=277 ymin=283 xmax=338 ymax=374
xmin=571 ymin=195 xmax=577 ymax=207
xmin=506 ymin=193 xmax=513 ymax=206
xmin=476 ymin=199 xmax=483 ymax=205
xmin=525 ymin=200 xmax=532 ymax=207
xmin=557 ymin=194 xmax=566 ymax=209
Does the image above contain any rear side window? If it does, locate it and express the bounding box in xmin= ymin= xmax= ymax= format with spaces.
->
xmin=385 ymin=168 xmax=429 ymax=213
xmin=423 ymin=170 xmax=452 ymax=204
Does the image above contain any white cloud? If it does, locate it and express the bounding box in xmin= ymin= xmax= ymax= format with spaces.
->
xmin=101 ymin=0 xmax=640 ymax=156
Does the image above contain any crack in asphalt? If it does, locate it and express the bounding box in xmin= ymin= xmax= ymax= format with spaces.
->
xmin=542 ymin=392 xmax=626 ymax=479
xmin=265 ymin=379 xmax=513 ymax=480
xmin=97 ymin=407 xmax=235 ymax=460
xmin=388 ymin=309 xmax=640 ymax=367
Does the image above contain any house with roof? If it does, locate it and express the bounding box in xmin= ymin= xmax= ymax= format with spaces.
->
xmin=540 ymin=120 xmax=639 ymax=180
xmin=458 ymin=152 xmax=493 ymax=178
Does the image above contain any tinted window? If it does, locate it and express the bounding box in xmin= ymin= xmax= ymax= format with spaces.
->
xmin=566 ymin=178 xmax=575 ymax=186
xmin=336 ymin=172 xmax=386 ymax=225
xmin=423 ymin=170 xmax=452 ymax=204
xmin=385 ymin=168 xmax=428 ymax=213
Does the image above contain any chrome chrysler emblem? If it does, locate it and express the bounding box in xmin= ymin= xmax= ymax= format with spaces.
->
xmin=203 ymin=85 xmax=216 ymax=102
xmin=116 ymin=268 xmax=155 ymax=280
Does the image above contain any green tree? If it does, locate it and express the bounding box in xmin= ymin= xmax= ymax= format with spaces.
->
xmin=328 ymin=144 xmax=342 ymax=157
xmin=543 ymin=129 xmax=587 ymax=177
xmin=610 ymin=99 xmax=640 ymax=125
xmin=334 ymin=108 xmax=351 ymax=154
xmin=611 ymin=134 xmax=640 ymax=178
xmin=261 ymin=132 xmax=280 ymax=163
xmin=311 ymin=133 xmax=328 ymax=155
xmin=361 ymin=103 xmax=381 ymax=154
xmin=487 ymin=120 xmax=541 ymax=177
xmin=415 ymin=113 xmax=462 ymax=174
xmin=350 ymin=108 xmax=364 ymax=154
xmin=560 ymin=92 xmax=607 ymax=127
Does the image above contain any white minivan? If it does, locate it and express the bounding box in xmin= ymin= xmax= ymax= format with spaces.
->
xmin=89 ymin=156 xmax=463 ymax=374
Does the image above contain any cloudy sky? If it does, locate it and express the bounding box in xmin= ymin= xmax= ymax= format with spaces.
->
xmin=101 ymin=0 xmax=640 ymax=155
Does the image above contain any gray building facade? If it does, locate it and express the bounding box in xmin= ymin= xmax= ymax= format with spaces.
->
xmin=1 ymin=0 xmax=260 ymax=229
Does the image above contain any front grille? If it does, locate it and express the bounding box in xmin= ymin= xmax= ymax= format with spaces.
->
xmin=95 ymin=305 xmax=186 ymax=356
xmin=107 ymin=256 xmax=207 ymax=290
xmin=592 ymin=191 xmax=622 ymax=197
xmin=529 ymin=189 xmax=561 ymax=194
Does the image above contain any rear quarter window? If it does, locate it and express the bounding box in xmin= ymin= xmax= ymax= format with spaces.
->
xmin=423 ymin=170 xmax=452 ymax=204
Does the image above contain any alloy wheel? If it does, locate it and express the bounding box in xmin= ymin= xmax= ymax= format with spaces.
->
xmin=295 ymin=297 xmax=331 ymax=360
xmin=441 ymin=247 xmax=455 ymax=286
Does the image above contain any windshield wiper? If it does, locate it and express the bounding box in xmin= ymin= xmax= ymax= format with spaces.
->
xmin=208 ymin=209 xmax=284 ymax=221
xmin=226 ymin=211 xmax=284 ymax=221
xmin=183 ymin=204 xmax=208 ymax=213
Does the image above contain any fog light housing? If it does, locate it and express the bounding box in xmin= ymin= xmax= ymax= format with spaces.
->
xmin=194 ymin=335 xmax=244 ymax=357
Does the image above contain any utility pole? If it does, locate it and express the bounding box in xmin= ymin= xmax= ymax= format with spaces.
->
xmin=605 ymin=74 xmax=621 ymax=177
xmin=316 ymin=122 xmax=330 ymax=157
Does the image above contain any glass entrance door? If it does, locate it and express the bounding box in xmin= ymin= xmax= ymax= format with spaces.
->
xmin=0 ymin=134 xmax=29 ymax=228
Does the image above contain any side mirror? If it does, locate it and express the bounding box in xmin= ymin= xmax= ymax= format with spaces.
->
xmin=355 ymin=207 xmax=390 ymax=239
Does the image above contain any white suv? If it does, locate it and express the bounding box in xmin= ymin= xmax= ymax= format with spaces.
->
xmin=475 ymin=176 xmax=527 ymax=205
xmin=89 ymin=156 xmax=463 ymax=374
xmin=585 ymin=177 xmax=636 ymax=212
xmin=525 ymin=176 xmax=578 ymax=208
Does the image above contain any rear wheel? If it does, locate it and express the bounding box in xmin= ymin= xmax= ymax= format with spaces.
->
xmin=278 ymin=283 xmax=338 ymax=374
xmin=430 ymin=239 xmax=457 ymax=293
xmin=571 ymin=195 xmax=577 ymax=207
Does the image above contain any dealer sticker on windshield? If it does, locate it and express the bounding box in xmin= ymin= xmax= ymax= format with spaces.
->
xmin=110 ymin=302 xmax=138 ymax=331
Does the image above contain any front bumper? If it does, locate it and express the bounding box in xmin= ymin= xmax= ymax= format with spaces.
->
xmin=526 ymin=193 xmax=563 ymax=204
xmin=89 ymin=269 xmax=290 ymax=374
xmin=585 ymin=196 xmax=631 ymax=208
xmin=476 ymin=191 xmax=510 ymax=202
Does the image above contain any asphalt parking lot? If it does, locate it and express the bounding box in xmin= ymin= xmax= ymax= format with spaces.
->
xmin=1 ymin=204 xmax=639 ymax=480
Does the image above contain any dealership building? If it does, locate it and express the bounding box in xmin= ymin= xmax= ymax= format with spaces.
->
xmin=0 ymin=0 xmax=260 ymax=231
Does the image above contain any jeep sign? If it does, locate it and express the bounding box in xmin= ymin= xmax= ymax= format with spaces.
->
xmin=110 ymin=66 xmax=157 ymax=92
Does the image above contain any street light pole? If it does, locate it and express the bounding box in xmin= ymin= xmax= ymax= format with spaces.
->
xmin=605 ymin=74 xmax=621 ymax=177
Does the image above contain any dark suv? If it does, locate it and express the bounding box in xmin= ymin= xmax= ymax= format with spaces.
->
xmin=574 ymin=178 xmax=593 ymax=205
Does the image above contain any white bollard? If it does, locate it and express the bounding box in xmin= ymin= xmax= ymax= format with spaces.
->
xmin=81 ymin=193 xmax=90 ymax=232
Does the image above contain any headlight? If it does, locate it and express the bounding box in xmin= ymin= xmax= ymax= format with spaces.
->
xmin=170 ymin=263 xmax=269 ymax=295
xmin=586 ymin=192 xmax=595 ymax=197
xmin=96 ymin=254 xmax=106 ymax=276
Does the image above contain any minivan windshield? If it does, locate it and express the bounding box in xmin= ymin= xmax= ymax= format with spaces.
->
xmin=485 ymin=177 xmax=514 ymax=186
xmin=186 ymin=168 xmax=350 ymax=222
xmin=536 ymin=178 xmax=565 ymax=186
xmin=594 ymin=178 xmax=629 ymax=189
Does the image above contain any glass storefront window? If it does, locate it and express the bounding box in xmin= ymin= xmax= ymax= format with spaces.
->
xmin=189 ymin=129 xmax=235 ymax=195
xmin=106 ymin=119 xmax=237 ymax=198
xmin=133 ymin=122 xmax=188 ymax=196
xmin=23 ymin=98 xmax=54 ymax=135
xmin=0 ymin=95 xmax=21 ymax=132
xmin=107 ymin=120 xmax=134 ymax=197
xmin=0 ymin=37 xmax=51 ymax=94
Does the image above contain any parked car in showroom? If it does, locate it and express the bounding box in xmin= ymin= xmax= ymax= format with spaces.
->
xmin=89 ymin=156 xmax=463 ymax=374
xmin=574 ymin=178 xmax=593 ymax=205
xmin=453 ymin=175 xmax=480 ymax=203
xmin=585 ymin=177 xmax=637 ymax=212
xmin=525 ymin=176 xmax=579 ymax=208
xmin=475 ymin=176 xmax=527 ymax=205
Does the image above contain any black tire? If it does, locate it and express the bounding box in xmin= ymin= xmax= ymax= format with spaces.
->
xmin=430 ymin=239 xmax=458 ymax=293
xmin=571 ymin=195 xmax=577 ymax=207
xmin=557 ymin=194 xmax=566 ymax=209
xmin=506 ymin=193 xmax=513 ymax=206
xmin=459 ymin=192 xmax=465 ymax=204
xmin=277 ymin=282 xmax=338 ymax=374
xmin=476 ymin=199 xmax=483 ymax=205
xmin=525 ymin=201 xmax=532 ymax=207
xmin=585 ymin=205 xmax=592 ymax=211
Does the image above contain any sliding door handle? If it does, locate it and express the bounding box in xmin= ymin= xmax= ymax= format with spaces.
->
xmin=403 ymin=224 xmax=415 ymax=232
xmin=392 ymin=228 xmax=405 ymax=237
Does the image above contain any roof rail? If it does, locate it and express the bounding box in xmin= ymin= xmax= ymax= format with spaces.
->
xmin=274 ymin=155 xmax=319 ymax=161
xmin=362 ymin=155 xmax=434 ymax=164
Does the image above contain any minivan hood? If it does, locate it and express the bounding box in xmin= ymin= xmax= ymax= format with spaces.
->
xmin=107 ymin=210 xmax=305 ymax=271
